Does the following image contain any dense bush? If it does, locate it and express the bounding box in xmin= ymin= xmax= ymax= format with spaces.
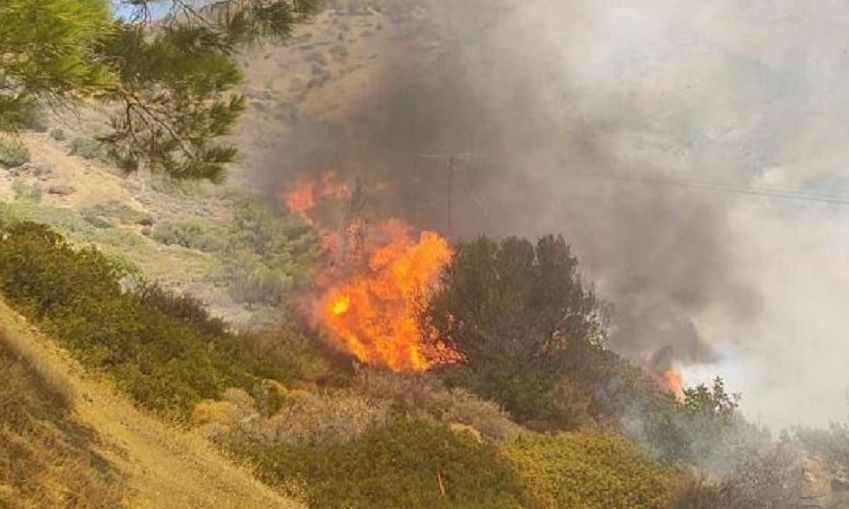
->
xmin=0 ymin=221 xmax=282 ymax=420
xmin=49 ymin=128 xmax=66 ymax=141
xmin=11 ymin=180 xmax=41 ymax=202
xmin=632 ymin=378 xmax=766 ymax=474
xmin=154 ymin=221 xmax=222 ymax=252
xmin=232 ymin=419 xmax=532 ymax=509
xmin=23 ymin=107 xmax=48 ymax=132
xmin=82 ymin=201 xmax=151 ymax=227
xmin=240 ymin=327 xmax=340 ymax=385
xmin=223 ymin=199 xmax=319 ymax=306
xmin=425 ymin=235 xmax=610 ymax=425
xmin=501 ymin=431 xmax=678 ymax=509
xmin=68 ymin=137 xmax=103 ymax=160
xmin=0 ymin=136 xmax=30 ymax=168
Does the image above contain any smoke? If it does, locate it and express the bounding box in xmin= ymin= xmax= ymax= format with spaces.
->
xmin=242 ymin=0 xmax=849 ymax=427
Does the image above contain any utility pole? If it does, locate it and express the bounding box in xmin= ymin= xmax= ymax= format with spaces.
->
xmin=417 ymin=152 xmax=485 ymax=237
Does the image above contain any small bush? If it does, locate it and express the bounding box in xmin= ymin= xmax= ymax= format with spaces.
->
xmin=80 ymin=202 xmax=154 ymax=231
xmin=0 ymin=137 xmax=30 ymax=168
xmin=69 ymin=137 xmax=103 ymax=160
xmin=49 ymin=128 xmax=66 ymax=141
xmin=222 ymin=199 xmax=319 ymax=306
xmin=232 ymin=419 xmax=532 ymax=509
xmin=11 ymin=180 xmax=42 ymax=203
xmin=23 ymin=107 xmax=48 ymax=132
xmin=154 ymin=221 xmax=222 ymax=252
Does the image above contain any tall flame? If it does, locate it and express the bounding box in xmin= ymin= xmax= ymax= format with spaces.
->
xmin=283 ymin=172 xmax=457 ymax=371
xmin=319 ymin=220 xmax=454 ymax=371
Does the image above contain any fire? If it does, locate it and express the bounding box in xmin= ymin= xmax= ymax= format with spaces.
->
xmin=661 ymin=368 xmax=684 ymax=397
xmin=319 ymin=220 xmax=455 ymax=371
xmin=284 ymin=170 xmax=352 ymax=214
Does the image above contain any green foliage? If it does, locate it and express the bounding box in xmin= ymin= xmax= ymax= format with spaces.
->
xmin=11 ymin=180 xmax=41 ymax=202
xmin=154 ymin=221 xmax=222 ymax=252
xmin=426 ymin=235 xmax=608 ymax=424
xmin=23 ymin=107 xmax=48 ymax=132
xmin=501 ymin=431 xmax=678 ymax=509
xmin=0 ymin=136 xmax=30 ymax=168
xmin=1 ymin=0 xmax=317 ymax=180
xmin=49 ymin=128 xmax=66 ymax=141
xmin=241 ymin=328 xmax=339 ymax=385
xmin=232 ymin=419 xmax=532 ymax=509
xmin=223 ymin=199 xmax=320 ymax=306
xmin=0 ymin=0 xmax=114 ymax=131
xmin=98 ymin=24 xmax=246 ymax=181
xmin=634 ymin=377 xmax=764 ymax=474
xmin=0 ymin=221 xmax=282 ymax=420
xmin=69 ymin=137 xmax=104 ymax=160
xmin=0 ymin=333 xmax=124 ymax=508
xmin=82 ymin=201 xmax=151 ymax=227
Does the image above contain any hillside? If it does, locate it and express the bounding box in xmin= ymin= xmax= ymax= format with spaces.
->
xmin=0 ymin=298 xmax=301 ymax=509
xmin=6 ymin=2 xmax=849 ymax=508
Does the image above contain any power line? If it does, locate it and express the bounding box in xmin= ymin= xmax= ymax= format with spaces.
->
xmin=560 ymin=170 xmax=849 ymax=206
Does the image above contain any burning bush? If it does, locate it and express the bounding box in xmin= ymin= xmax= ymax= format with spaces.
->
xmin=318 ymin=220 xmax=455 ymax=371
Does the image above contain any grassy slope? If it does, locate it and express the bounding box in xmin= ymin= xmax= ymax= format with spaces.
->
xmin=0 ymin=298 xmax=302 ymax=509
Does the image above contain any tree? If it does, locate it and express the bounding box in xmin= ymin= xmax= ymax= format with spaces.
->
xmin=425 ymin=235 xmax=608 ymax=424
xmin=0 ymin=0 xmax=318 ymax=181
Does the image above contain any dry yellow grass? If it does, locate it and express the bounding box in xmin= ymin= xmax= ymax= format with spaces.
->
xmin=0 ymin=298 xmax=304 ymax=509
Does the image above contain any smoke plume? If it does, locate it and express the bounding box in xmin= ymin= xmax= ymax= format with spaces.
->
xmin=241 ymin=0 xmax=849 ymax=428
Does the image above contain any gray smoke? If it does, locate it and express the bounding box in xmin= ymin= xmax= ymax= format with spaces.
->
xmin=242 ymin=0 xmax=849 ymax=427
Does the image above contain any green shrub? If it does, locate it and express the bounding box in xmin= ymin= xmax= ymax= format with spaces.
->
xmin=23 ymin=107 xmax=48 ymax=133
xmin=0 ymin=221 xmax=283 ymax=420
xmin=11 ymin=180 xmax=41 ymax=202
xmin=232 ymin=419 xmax=531 ymax=509
xmin=49 ymin=128 xmax=66 ymax=141
xmin=240 ymin=328 xmax=337 ymax=385
xmin=425 ymin=235 xmax=608 ymax=424
xmin=69 ymin=137 xmax=103 ymax=160
xmin=154 ymin=221 xmax=222 ymax=252
xmin=0 ymin=137 xmax=30 ymax=168
xmin=501 ymin=431 xmax=678 ymax=509
xmin=222 ymin=199 xmax=319 ymax=306
xmin=82 ymin=201 xmax=151 ymax=226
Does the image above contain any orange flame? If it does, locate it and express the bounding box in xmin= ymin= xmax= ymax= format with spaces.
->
xmin=284 ymin=171 xmax=352 ymax=214
xmin=318 ymin=220 xmax=455 ymax=371
xmin=661 ymin=368 xmax=684 ymax=398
